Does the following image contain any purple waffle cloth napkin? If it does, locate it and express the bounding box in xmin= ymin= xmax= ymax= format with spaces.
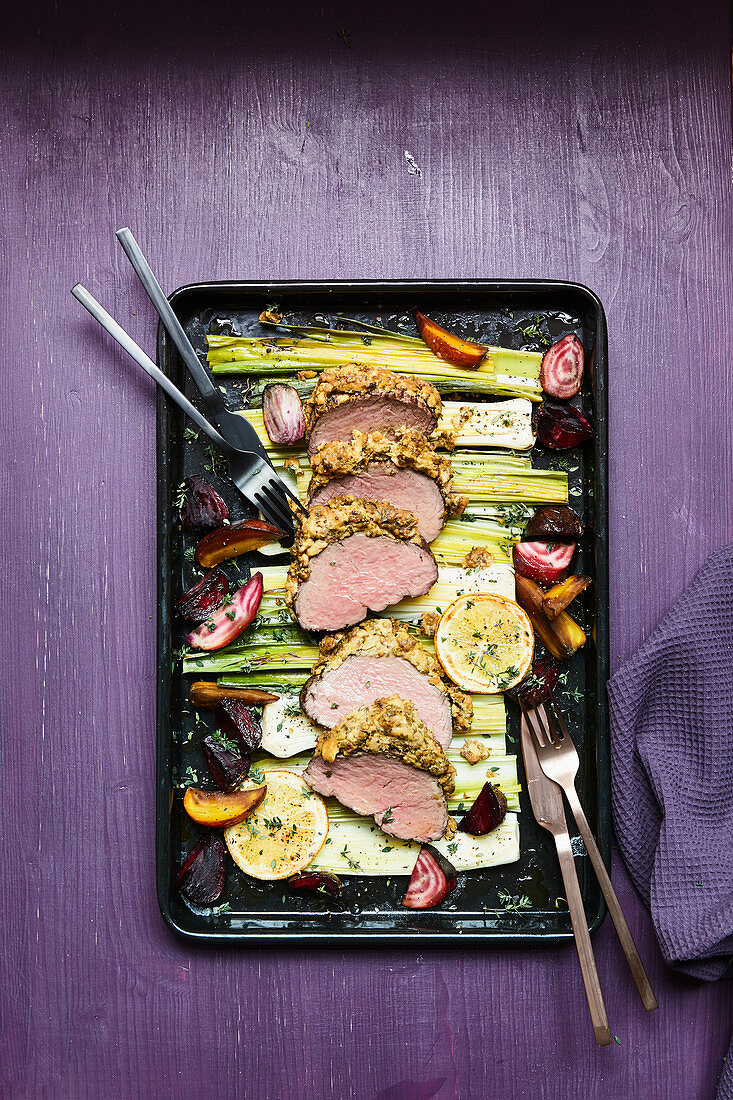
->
xmin=608 ymin=543 xmax=733 ymax=1097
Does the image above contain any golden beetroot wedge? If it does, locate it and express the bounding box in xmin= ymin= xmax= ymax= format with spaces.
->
xmin=514 ymin=574 xmax=586 ymax=660
xmin=189 ymin=681 xmax=279 ymax=709
xmin=183 ymin=784 xmax=266 ymax=828
xmin=542 ymin=575 xmax=592 ymax=621
xmin=195 ymin=519 xmax=282 ymax=568
xmin=415 ymin=310 xmax=487 ymax=369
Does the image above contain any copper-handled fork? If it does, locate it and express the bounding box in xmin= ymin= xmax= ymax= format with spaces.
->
xmin=523 ymin=698 xmax=658 ymax=1013
xmin=520 ymin=715 xmax=612 ymax=1045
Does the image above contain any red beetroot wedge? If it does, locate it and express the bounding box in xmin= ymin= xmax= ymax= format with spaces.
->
xmin=536 ymin=400 xmax=593 ymax=450
xmin=506 ymin=655 xmax=561 ymax=709
xmin=177 ymin=569 xmax=230 ymax=622
xmin=202 ymin=734 xmax=250 ymax=791
xmin=540 ymin=334 xmax=585 ymax=398
xmin=214 ymin=699 xmax=263 ymax=753
xmin=513 ymin=541 xmax=576 ymax=586
xmin=180 ymin=476 xmax=229 ymax=533
xmin=415 ymin=311 xmax=487 ymax=369
xmin=187 ymin=572 xmax=263 ymax=651
xmin=402 ymin=845 xmax=457 ymax=909
xmin=459 ymin=783 xmax=507 ymax=836
xmin=177 ymin=833 xmax=227 ymax=906
xmin=288 ymin=871 xmax=343 ymax=898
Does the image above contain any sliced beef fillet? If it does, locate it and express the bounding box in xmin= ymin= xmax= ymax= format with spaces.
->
xmin=285 ymin=497 xmax=438 ymax=633
xmin=310 ymin=464 xmax=446 ymax=542
xmin=303 ymin=696 xmax=455 ymax=842
xmin=304 ymin=365 xmax=441 ymax=457
xmin=301 ymin=619 xmax=472 ymax=747
xmin=306 ymin=428 xmax=465 ymax=544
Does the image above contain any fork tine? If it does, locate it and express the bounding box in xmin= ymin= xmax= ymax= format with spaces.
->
xmin=254 ymin=486 xmax=294 ymax=534
xmin=549 ymin=693 xmax=570 ymax=741
xmin=522 ymin=706 xmax=547 ymax=748
xmin=544 ymin=706 xmax=564 ymax=746
xmin=274 ymin=477 xmax=309 ymax=517
xmin=260 ymin=480 xmax=298 ymax=527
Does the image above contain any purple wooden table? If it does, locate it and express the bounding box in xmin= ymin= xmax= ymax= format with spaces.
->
xmin=3 ymin=1 xmax=732 ymax=1096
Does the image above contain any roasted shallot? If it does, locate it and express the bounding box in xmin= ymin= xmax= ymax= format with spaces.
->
xmin=262 ymin=383 xmax=306 ymax=445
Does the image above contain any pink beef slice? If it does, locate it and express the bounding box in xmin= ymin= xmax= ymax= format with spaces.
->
xmin=307 ymin=397 xmax=437 ymax=456
xmin=302 ymin=655 xmax=453 ymax=747
xmin=309 ymin=462 xmax=446 ymax=543
xmin=304 ymin=753 xmax=449 ymax=842
xmin=293 ymin=533 xmax=438 ymax=633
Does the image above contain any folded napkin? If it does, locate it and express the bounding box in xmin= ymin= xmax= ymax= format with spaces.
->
xmin=608 ymin=544 xmax=733 ymax=1096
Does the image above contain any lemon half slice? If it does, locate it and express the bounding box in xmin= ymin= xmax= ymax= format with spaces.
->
xmin=224 ymin=769 xmax=329 ymax=880
xmin=434 ymin=593 xmax=534 ymax=694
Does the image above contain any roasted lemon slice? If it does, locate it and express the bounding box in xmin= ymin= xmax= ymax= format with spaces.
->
xmin=224 ymin=768 xmax=329 ymax=881
xmin=434 ymin=593 xmax=534 ymax=694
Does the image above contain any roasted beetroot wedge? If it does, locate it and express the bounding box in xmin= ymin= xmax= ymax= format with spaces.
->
xmin=288 ymin=871 xmax=343 ymax=897
xmin=513 ymin=541 xmax=576 ymax=586
xmin=524 ymin=505 xmax=584 ymax=542
xmin=506 ymin=655 xmax=561 ymax=708
xmin=542 ymin=575 xmax=592 ymax=620
xmin=536 ymin=400 xmax=593 ymax=450
xmin=190 ymin=681 xmax=278 ymax=709
xmin=401 ymin=845 xmax=457 ymax=909
xmin=177 ymin=833 xmax=227 ymax=906
xmin=183 ymin=784 xmax=266 ymax=827
xmin=177 ymin=569 xmax=230 ymax=622
xmin=539 ymin=334 xmax=585 ymax=398
xmin=415 ymin=310 xmax=487 ymax=369
xmin=186 ymin=572 xmax=263 ymax=651
xmin=195 ymin=519 xmax=282 ymax=569
xmin=180 ymin=475 xmax=229 ymax=533
xmin=215 ymin=699 xmax=263 ymax=753
xmin=202 ymin=733 xmax=250 ymax=791
xmin=458 ymin=783 xmax=508 ymax=836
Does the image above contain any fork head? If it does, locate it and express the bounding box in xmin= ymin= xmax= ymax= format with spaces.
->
xmin=228 ymin=450 xmax=304 ymax=539
xmin=520 ymin=699 xmax=580 ymax=788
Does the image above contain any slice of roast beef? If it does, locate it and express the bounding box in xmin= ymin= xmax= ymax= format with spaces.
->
xmin=303 ymin=696 xmax=455 ymax=843
xmin=303 ymin=365 xmax=442 ymax=457
xmin=302 ymin=655 xmax=453 ymax=746
xmin=307 ymin=397 xmax=437 ymax=456
xmin=304 ymin=753 xmax=450 ymax=842
xmin=285 ymin=498 xmax=439 ymax=633
xmin=309 ymin=462 xmax=446 ymax=542
xmin=293 ymin=533 xmax=438 ymax=633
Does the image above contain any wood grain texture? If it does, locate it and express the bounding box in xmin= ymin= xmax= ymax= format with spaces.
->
xmin=1 ymin=1 xmax=732 ymax=1097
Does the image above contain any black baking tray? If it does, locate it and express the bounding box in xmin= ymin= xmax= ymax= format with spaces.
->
xmin=156 ymin=279 xmax=609 ymax=944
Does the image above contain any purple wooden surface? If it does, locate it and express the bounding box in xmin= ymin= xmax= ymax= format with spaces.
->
xmin=2 ymin=1 xmax=732 ymax=1097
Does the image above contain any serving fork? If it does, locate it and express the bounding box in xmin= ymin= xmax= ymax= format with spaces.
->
xmin=71 ymin=282 xmax=303 ymax=537
xmin=523 ymin=698 xmax=658 ymax=1013
xmin=520 ymin=714 xmax=612 ymax=1045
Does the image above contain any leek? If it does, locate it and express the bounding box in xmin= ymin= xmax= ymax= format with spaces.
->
xmin=206 ymin=333 xmax=543 ymax=401
xmin=309 ymin=814 xmax=520 ymax=875
xmin=237 ymin=398 xmax=535 ymax=452
xmin=258 ymin=691 xmax=508 ymax=758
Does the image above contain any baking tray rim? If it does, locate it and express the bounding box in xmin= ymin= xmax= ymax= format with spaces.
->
xmin=155 ymin=277 xmax=610 ymax=945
